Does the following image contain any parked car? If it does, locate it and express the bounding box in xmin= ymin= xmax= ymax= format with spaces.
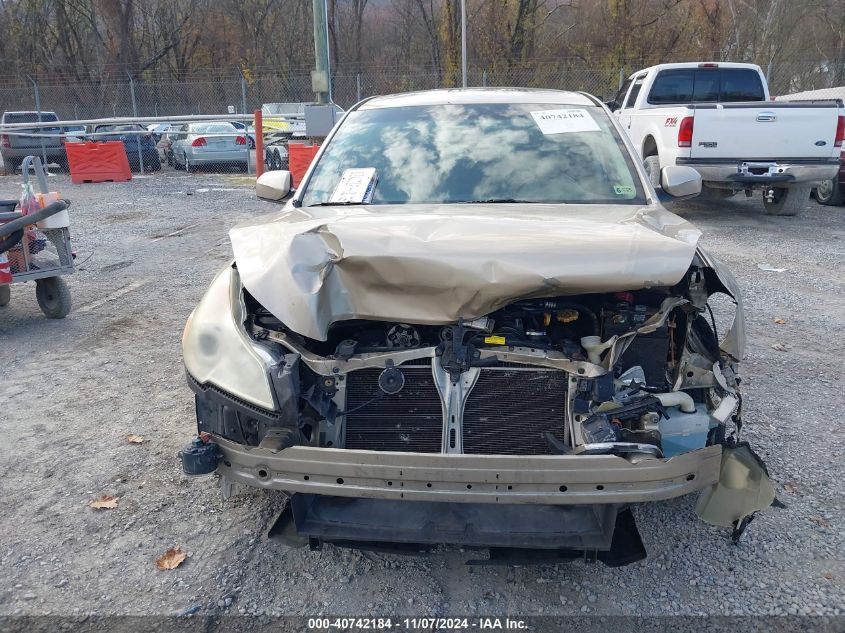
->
xmin=813 ymin=150 xmax=845 ymax=205
xmin=169 ymin=122 xmax=249 ymax=172
xmin=181 ymin=88 xmax=776 ymax=564
xmin=92 ymin=123 xmax=161 ymax=171
xmin=609 ymin=62 xmax=843 ymax=215
xmin=1 ymin=111 xmax=66 ymax=171
xmin=62 ymin=125 xmax=87 ymax=142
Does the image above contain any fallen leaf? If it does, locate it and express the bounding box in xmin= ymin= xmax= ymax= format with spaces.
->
xmin=823 ymin=572 xmax=833 ymax=580
xmin=89 ymin=495 xmax=118 ymax=510
xmin=782 ymin=482 xmax=799 ymax=494
xmin=809 ymin=516 xmax=831 ymax=529
xmin=156 ymin=547 xmax=188 ymax=570
xmin=126 ymin=434 xmax=145 ymax=444
xmin=771 ymin=343 xmax=788 ymax=352
xmin=773 ymin=318 xmax=786 ymax=325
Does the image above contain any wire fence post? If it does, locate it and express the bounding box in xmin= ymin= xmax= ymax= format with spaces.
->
xmin=482 ymin=69 xmax=488 ymax=87
xmin=618 ymin=66 xmax=625 ymax=89
xmin=239 ymin=69 xmax=251 ymax=173
xmin=26 ymin=75 xmax=48 ymax=169
xmin=766 ymin=61 xmax=773 ymax=86
xmin=239 ymin=69 xmax=247 ymax=115
xmin=356 ymin=73 xmax=362 ymax=102
xmin=127 ymin=72 xmax=144 ymax=174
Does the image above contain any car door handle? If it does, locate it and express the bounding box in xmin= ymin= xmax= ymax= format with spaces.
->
xmin=756 ymin=112 xmax=777 ymax=122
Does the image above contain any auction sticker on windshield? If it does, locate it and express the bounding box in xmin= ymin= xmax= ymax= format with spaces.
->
xmin=530 ymin=108 xmax=600 ymax=135
xmin=330 ymin=168 xmax=379 ymax=204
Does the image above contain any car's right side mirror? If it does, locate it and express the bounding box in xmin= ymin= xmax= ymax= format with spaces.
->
xmin=660 ymin=166 xmax=701 ymax=199
xmin=256 ymin=170 xmax=293 ymax=201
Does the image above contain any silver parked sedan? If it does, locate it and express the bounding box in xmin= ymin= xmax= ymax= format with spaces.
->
xmin=170 ymin=122 xmax=249 ymax=172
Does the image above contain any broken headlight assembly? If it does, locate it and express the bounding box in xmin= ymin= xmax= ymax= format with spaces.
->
xmin=182 ymin=265 xmax=276 ymax=410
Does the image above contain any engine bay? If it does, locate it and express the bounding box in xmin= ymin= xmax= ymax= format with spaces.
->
xmin=238 ymin=266 xmax=738 ymax=460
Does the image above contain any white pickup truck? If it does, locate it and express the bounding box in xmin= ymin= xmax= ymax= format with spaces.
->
xmin=609 ymin=62 xmax=844 ymax=214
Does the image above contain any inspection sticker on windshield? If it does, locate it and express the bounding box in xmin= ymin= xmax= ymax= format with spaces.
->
xmin=530 ymin=108 xmax=600 ymax=135
xmin=330 ymin=168 xmax=378 ymax=204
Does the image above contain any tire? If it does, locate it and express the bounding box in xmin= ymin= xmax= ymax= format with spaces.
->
xmin=149 ymin=155 xmax=162 ymax=172
xmin=814 ymin=177 xmax=845 ymax=206
xmin=248 ymin=136 xmax=256 ymax=149
xmin=0 ymin=284 xmax=10 ymax=307
xmin=643 ymin=155 xmax=661 ymax=187
xmin=4 ymin=158 xmax=20 ymax=173
xmin=763 ymin=186 xmax=811 ymax=216
xmin=166 ymin=151 xmax=174 ymax=167
xmin=699 ymin=185 xmax=736 ymax=201
xmin=239 ymin=161 xmax=249 ymax=173
xmin=36 ymin=276 xmax=71 ymax=319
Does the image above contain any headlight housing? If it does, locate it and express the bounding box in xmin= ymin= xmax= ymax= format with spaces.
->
xmin=182 ymin=265 xmax=276 ymax=410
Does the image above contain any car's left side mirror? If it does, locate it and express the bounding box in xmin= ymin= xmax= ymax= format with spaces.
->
xmin=256 ymin=170 xmax=293 ymax=201
xmin=660 ymin=165 xmax=701 ymax=199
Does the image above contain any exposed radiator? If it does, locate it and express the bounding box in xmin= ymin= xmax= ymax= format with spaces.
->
xmin=342 ymin=364 xmax=568 ymax=455
xmin=344 ymin=366 xmax=443 ymax=453
xmin=462 ymin=368 xmax=567 ymax=455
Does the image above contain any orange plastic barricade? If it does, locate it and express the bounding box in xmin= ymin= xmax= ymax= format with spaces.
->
xmin=64 ymin=141 xmax=132 ymax=184
xmin=288 ymin=143 xmax=320 ymax=187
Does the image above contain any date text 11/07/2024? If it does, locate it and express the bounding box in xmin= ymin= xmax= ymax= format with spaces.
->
xmin=306 ymin=617 xmax=528 ymax=630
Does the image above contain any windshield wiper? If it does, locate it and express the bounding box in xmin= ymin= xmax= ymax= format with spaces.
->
xmin=307 ymin=201 xmax=368 ymax=207
xmin=460 ymin=198 xmax=531 ymax=204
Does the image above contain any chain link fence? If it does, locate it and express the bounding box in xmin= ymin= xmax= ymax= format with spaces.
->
xmin=1 ymin=59 xmax=843 ymax=175
xmin=2 ymin=60 xmax=843 ymax=119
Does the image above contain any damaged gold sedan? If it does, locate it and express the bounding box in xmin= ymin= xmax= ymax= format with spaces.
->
xmin=181 ymin=89 xmax=775 ymax=565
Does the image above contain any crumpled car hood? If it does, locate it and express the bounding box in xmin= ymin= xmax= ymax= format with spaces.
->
xmin=230 ymin=203 xmax=701 ymax=341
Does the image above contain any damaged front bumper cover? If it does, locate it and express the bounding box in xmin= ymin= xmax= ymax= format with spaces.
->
xmin=213 ymin=436 xmax=722 ymax=504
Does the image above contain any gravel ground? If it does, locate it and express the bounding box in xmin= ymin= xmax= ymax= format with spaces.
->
xmin=0 ymin=172 xmax=842 ymax=621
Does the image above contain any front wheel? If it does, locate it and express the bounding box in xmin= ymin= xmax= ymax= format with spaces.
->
xmin=36 ymin=277 xmax=71 ymax=318
xmin=643 ymin=155 xmax=661 ymax=187
xmin=815 ymin=177 xmax=844 ymax=206
xmin=763 ymin=186 xmax=811 ymax=216
xmin=0 ymin=284 xmax=10 ymax=307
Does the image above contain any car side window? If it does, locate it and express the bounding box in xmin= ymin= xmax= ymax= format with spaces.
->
xmin=622 ymin=76 xmax=645 ymax=109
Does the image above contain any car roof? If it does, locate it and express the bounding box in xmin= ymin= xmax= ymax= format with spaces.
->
xmin=631 ymin=62 xmax=764 ymax=76
xmin=358 ymin=88 xmax=597 ymax=110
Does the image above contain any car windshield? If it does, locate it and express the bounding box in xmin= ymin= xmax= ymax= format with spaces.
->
xmin=95 ymin=124 xmax=145 ymax=133
xmin=192 ymin=123 xmax=236 ymax=134
xmin=4 ymin=112 xmax=58 ymax=123
xmin=262 ymin=103 xmax=302 ymax=115
xmin=300 ymin=102 xmax=645 ymax=206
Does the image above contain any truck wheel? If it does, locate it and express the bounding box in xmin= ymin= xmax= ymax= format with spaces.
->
xmin=700 ymin=185 xmax=735 ymax=201
xmin=815 ymin=178 xmax=844 ymax=206
xmin=763 ymin=187 xmax=811 ymax=216
xmin=36 ymin=277 xmax=71 ymax=318
xmin=0 ymin=284 xmax=10 ymax=307
xmin=643 ymin=155 xmax=661 ymax=187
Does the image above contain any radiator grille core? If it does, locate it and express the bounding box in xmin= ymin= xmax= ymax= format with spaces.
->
xmin=462 ymin=368 xmax=567 ymax=455
xmin=344 ymin=367 xmax=443 ymax=453
xmin=342 ymin=365 xmax=568 ymax=455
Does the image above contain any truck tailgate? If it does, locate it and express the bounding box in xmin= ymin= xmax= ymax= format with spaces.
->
xmin=690 ymin=102 xmax=841 ymax=160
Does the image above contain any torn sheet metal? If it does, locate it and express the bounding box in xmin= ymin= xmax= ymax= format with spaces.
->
xmin=230 ymin=203 xmax=702 ymax=341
